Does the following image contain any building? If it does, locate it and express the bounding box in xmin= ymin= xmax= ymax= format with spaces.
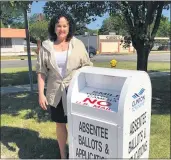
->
xmin=77 ymin=34 xmax=135 ymax=54
xmin=0 ymin=28 xmax=26 ymax=55
xmin=76 ymin=35 xmax=97 ymax=50
xmin=98 ymin=35 xmax=135 ymax=54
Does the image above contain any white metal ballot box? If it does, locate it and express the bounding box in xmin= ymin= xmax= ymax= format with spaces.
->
xmin=67 ymin=66 xmax=152 ymax=159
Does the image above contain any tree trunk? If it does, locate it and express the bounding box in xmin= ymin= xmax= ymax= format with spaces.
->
xmin=36 ymin=40 xmax=41 ymax=54
xmin=136 ymin=47 xmax=150 ymax=71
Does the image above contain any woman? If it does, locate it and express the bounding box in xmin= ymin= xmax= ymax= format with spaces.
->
xmin=36 ymin=12 xmax=93 ymax=159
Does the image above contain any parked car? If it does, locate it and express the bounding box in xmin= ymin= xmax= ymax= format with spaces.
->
xmin=152 ymin=43 xmax=160 ymax=51
xmin=85 ymin=46 xmax=96 ymax=58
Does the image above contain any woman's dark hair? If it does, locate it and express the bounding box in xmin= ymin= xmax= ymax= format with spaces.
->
xmin=48 ymin=12 xmax=75 ymax=42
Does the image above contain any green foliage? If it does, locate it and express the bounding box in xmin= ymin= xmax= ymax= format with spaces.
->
xmin=29 ymin=20 xmax=49 ymax=41
xmin=87 ymin=29 xmax=98 ymax=35
xmin=11 ymin=22 xmax=25 ymax=29
xmin=29 ymin=13 xmax=49 ymax=41
xmin=0 ymin=1 xmax=33 ymax=28
xmin=43 ymin=1 xmax=108 ymax=35
xmin=1 ymin=20 xmax=5 ymax=27
xmin=0 ymin=1 xmax=23 ymax=26
xmin=29 ymin=14 xmax=39 ymax=23
xmin=114 ymin=1 xmax=170 ymax=70
xmin=43 ymin=1 xmax=106 ymax=23
xmin=99 ymin=11 xmax=170 ymax=38
xmin=10 ymin=1 xmax=33 ymax=11
xmin=42 ymin=1 xmax=170 ymax=70
xmin=99 ymin=14 xmax=128 ymax=35
xmin=118 ymin=2 xmax=170 ymax=46
xmin=156 ymin=16 xmax=170 ymax=37
xmin=29 ymin=13 xmax=47 ymax=24
xmin=75 ymin=25 xmax=88 ymax=35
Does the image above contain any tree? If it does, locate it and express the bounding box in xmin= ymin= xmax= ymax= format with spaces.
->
xmin=117 ymin=1 xmax=170 ymax=71
xmin=43 ymin=1 xmax=107 ymax=35
xmin=30 ymin=20 xmax=49 ymax=42
xmin=29 ymin=14 xmax=49 ymax=42
xmin=99 ymin=14 xmax=128 ymax=35
xmin=87 ymin=29 xmax=98 ymax=35
xmin=85 ymin=1 xmax=170 ymax=71
xmin=29 ymin=13 xmax=46 ymax=24
xmin=43 ymin=1 xmax=170 ymax=71
xmin=0 ymin=1 xmax=24 ymax=27
xmin=11 ymin=22 xmax=25 ymax=28
xmin=0 ymin=2 xmax=25 ymax=29
xmin=1 ymin=20 xmax=5 ymax=27
xmin=29 ymin=13 xmax=40 ymax=24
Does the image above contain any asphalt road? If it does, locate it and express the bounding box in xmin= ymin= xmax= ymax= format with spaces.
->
xmin=1 ymin=53 xmax=170 ymax=68
xmin=92 ymin=52 xmax=170 ymax=62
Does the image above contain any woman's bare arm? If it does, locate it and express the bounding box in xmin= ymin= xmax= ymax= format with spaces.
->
xmin=37 ymin=73 xmax=48 ymax=110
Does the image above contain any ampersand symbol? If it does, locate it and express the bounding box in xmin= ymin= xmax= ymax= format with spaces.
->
xmin=105 ymin=144 xmax=109 ymax=155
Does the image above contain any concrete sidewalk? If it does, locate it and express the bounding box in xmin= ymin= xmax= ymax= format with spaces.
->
xmin=1 ymin=71 xmax=170 ymax=95
xmin=1 ymin=84 xmax=38 ymax=95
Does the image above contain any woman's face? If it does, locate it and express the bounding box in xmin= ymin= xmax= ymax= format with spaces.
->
xmin=55 ymin=17 xmax=69 ymax=41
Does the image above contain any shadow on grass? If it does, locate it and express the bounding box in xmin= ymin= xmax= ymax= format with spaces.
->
xmin=1 ymin=92 xmax=52 ymax=122
xmin=1 ymin=71 xmax=37 ymax=87
xmin=1 ymin=126 xmax=61 ymax=159
xmin=1 ymin=74 xmax=170 ymax=122
xmin=151 ymin=75 xmax=170 ymax=114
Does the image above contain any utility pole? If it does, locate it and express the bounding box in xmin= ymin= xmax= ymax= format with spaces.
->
xmin=23 ymin=8 xmax=33 ymax=92
xmin=96 ymin=24 xmax=99 ymax=54
xmin=88 ymin=32 xmax=90 ymax=54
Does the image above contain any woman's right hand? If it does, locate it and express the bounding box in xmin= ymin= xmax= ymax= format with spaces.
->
xmin=39 ymin=93 xmax=48 ymax=110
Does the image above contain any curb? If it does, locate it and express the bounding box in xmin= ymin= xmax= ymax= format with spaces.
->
xmin=1 ymin=59 xmax=25 ymax=61
xmin=1 ymin=84 xmax=38 ymax=95
xmin=96 ymin=53 xmax=134 ymax=56
xmin=95 ymin=52 xmax=170 ymax=56
xmin=1 ymin=58 xmax=37 ymax=61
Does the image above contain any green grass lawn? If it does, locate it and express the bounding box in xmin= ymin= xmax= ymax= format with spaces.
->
xmin=1 ymin=75 xmax=170 ymax=159
xmin=1 ymin=62 xmax=170 ymax=87
xmin=150 ymin=115 xmax=170 ymax=158
xmin=1 ymin=55 xmax=37 ymax=61
xmin=1 ymin=67 xmax=37 ymax=87
xmin=93 ymin=61 xmax=170 ymax=71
